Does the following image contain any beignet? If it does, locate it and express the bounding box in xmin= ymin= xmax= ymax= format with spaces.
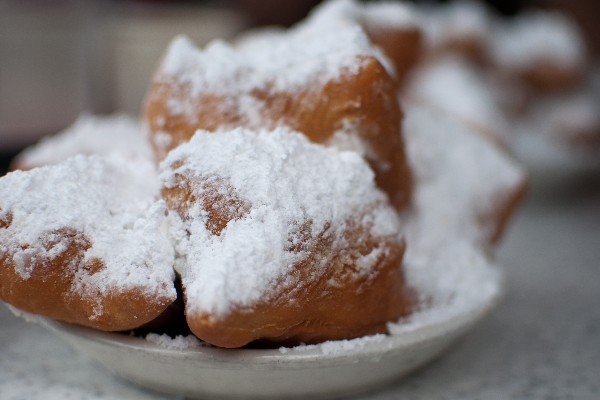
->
xmin=402 ymin=101 xmax=526 ymax=245
xmin=0 ymin=155 xmax=176 ymax=331
xmin=489 ymin=10 xmax=586 ymax=92
xmin=159 ymin=127 xmax=411 ymax=348
xmin=144 ymin=21 xmax=412 ymax=210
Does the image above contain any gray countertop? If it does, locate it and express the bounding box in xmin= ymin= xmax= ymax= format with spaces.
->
xmin=1 ymin=174 xmax=599 ymax=400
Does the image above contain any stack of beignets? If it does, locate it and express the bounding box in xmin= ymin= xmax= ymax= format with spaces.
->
xmin=0 ymin=0 xmax=530 ymax=349
xmin=413 ymin=0 xmax=599 ymax=166
xmin=0 ymin=6 xmax=416 ymax=346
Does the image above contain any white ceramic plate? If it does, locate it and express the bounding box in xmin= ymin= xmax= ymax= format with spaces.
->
xmin=40 ymin=292 xmax=499 ymax=400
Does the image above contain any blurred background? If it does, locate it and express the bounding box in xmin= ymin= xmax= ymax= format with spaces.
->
xmin=0 ymin=0 xmax=598 ymax=172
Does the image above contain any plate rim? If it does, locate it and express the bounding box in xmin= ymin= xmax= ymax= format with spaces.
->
xmin=40 ymin=284 xmax=501 ymax=367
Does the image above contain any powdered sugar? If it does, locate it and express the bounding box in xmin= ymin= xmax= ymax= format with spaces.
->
xmin=302 ymin=0 xmax=418 ymax=77
xmin=419 ymin=0 xmax=491 ymax=50
xmin=307 ymin=0 xmax=419 ymax=30
xmin=278 ymin=333 xmax=387 ymax=355
xmin=14 ymin=114 xmax=154 ymax=169
xmin=489 ymin=10 xmax=586 ymax=71
xmin=510 ymin=85 xmax=600 ymax=171
xmin=405 ymin=102 xmax=523 ymax=245
xmin=159 ymin=127 xmax=401 ymax=317
xmin=158 ymin=18 xmax=374 ymax=101
xmin=145 ymin=333 xmax=206 ymax=350
xmin=0 ymin=154 xmax=176 ymax=311
xmin=325 ymin=126 xmax=370 ymax=157
xmin=360 ymin=2 xmax=419 ymax=29
xmin=389 ymin=102 xmax=524 ymax=331
xmin=154 ymin=28 xmax=376 ymax=132
xmin=405 ymin=56 xmax=510 ymax=143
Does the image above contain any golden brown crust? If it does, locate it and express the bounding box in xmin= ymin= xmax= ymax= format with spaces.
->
xmin=0 ymin=225 xmax=174 ymax=332
xmin=162 ymin=172 xmax=251 ymax=237
xmin=363 ymin=25 xmax=423 ymax=87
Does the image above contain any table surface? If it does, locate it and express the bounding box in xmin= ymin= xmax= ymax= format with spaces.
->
xmin=1 ymin=173 xmax=599 ymax=400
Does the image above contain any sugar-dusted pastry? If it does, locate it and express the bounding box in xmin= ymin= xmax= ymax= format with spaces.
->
xmin=403 ymin=55 xmax=510 ymax=146
xmin=511 ymin=83 xmax=600 ymax=168
xmin=305 ymin=0 xmax=423 ymax=84
xmin=0 ymin=154 xmax=176 ymax=331
xmin=159 ymin=127 xmax=411 ymax=348
xmin=402 ymin=101 xmax=526 ymax=245
xmin=418 ymin=0 xmax=491 ymax=64
xmin=144 ymin=21 xmax=412 ymax=210
xmin=489 ymin=10 xmax=587 ymax=92
xmin=11 ymin=114 xmax=154 ymax=171
xmin=382 ymin=102 xmax=519 ymax=328
xmin=539 ymin=88 xmax=600 ymax=153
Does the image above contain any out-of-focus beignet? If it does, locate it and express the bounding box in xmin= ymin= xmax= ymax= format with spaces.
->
xmin=305 ymin=0 xmax=423 ymax=84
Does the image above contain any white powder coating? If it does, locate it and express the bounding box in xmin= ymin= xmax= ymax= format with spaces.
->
xmin=402 ymin=101 xmax=524 ymax=248
xmin=511 ymin=86 xmax=600 ymax=171
xmin=158 ymin=18 xmax=375 ymax=99
xmin=307 ymin=0 xmax=419 ymax=30
xmin=278 ymin=333 xmax=387 ymax=355
xmin=145 ymin=333 xmax=206 ymax=350
xmin=489 ymin=10 xmax=586 ymax=71
xmin=528 ymin=87 xmax=600 ymax=143
xmin=159 ymin=127 xmax=401 ymax=317
xmin=0 ymin=154 xmax=176 ymax=310
xmin=389 ymin=102 xmax=525 ymax=332
xmin=275 ymin=102 xmax=523 ymax=351
xmin=405 ymin=56 xmax=510 ymax=143
xmin=419 ymin=0 xmax=491 ymax=50
xmin=302 ymin=0 xmax=419 ymax=77
xmin=153 ymin=23 xmax=379 ymax=133
xmin=14 ymin=114 xmax=154 ymax=169
xmin=360 ymin=2 xmax=419 ymax=30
